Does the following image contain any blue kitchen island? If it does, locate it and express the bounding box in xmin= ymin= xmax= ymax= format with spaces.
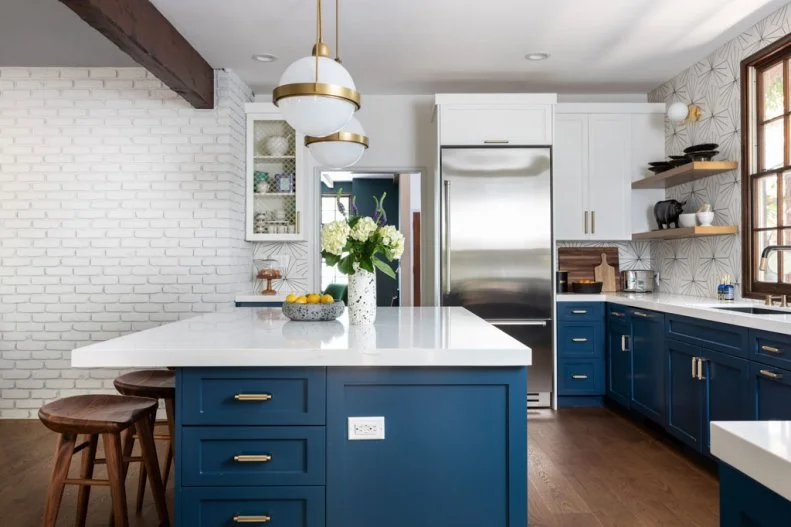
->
xmin=72 ymin=307 xmax=531 ymax=527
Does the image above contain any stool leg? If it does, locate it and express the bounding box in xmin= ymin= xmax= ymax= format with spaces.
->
xmin=75 ymin=434 xmax=98 ymax=527
xmin=103 ymin=431 xmax=129 ymax=527
xmin=136 ymin=413 xmax=170 ymax=526
xmin=163 ymin=398 xmax=176 ymax=488
xmin=43 ymin=433 xmax=76 ymax=527
xmin=109 ymin=427 xmax=137 ymax=526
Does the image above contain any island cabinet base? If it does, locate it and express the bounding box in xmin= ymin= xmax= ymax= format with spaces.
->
xmin=175 ymin=366 xmax=528 ymax=527
xmin=720 ymin=464 xmax=791 ymax=526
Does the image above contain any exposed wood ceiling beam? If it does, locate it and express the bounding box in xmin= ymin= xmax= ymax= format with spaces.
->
xmin=59 ymin=0 xmax=214 ymax=109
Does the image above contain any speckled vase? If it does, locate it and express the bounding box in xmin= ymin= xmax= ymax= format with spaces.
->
xmin=348 ymin=269 xmax=377 ymax=325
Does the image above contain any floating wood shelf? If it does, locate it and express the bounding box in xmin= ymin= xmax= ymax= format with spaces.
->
xmin=632 ymin=225 xmax=738 ymax=241
xmin=631 ymin=161 xmax=738 ymax=189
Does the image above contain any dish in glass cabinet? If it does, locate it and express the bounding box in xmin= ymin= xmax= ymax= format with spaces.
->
xmin=683 ymin=143 xmax=719 ymax=154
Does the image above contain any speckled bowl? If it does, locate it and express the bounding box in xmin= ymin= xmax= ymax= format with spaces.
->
xmin=282 ymin=301 xmax=345 ymax=321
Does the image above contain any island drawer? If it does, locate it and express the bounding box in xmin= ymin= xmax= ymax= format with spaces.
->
xmin=750 ymin=330 xmax=791 ymax=371
xmin=181 ymin=426 xmax=325 ymax=487
xmin=557 ymin=302 xmax=604 ymax=322
xmin=179 ymin=368 xmax=326 ymax=425
xmin=180 ymin=486 xmax=325 ymax=527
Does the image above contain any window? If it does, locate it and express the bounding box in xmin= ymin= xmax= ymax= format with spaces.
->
xmin=743 ymin=34 xmax=791 ymax=297
xmin=320 ymin=194 xmax=350 ymax=291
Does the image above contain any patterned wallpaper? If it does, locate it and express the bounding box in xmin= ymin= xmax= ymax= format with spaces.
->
xmin=647 ymin=4 xmax=791 ymax=298
xmin=250 ymin=242 xmax=309 ymax=295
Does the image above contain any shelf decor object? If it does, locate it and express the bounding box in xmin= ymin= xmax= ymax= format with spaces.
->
xmin=272 ymin=0 xmax=361 ymax=137
xmin=632 ymin=225 xmax=738 ymax=241
xmin=631 ymin=161 xmax=738 ymax=189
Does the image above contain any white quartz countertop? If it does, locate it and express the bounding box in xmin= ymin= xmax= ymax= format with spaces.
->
xmin=711 ymin=421 xmax=791 ymax=501
xmin=557 ymin=292 xmax=791 ymax=334
xmin=71 ymin=307 xmax=532 ymax=368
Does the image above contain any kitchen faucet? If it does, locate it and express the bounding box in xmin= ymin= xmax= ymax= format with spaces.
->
xmin=759 ymin=245 xmax=791 ymax=271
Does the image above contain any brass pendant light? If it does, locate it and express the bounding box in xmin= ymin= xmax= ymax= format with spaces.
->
xmin=272 ymin=0 xmax=361 ymax=137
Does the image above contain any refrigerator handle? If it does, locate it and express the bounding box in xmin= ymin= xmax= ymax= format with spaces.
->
xmin=443 ymin=180 xmax=451 ymax=295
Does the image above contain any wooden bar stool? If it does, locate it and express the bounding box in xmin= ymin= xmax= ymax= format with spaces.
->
xmin=38 ymin=394 xmax=169 ymax=527
xmin=114 ymin=369 xmax=176 ymax=511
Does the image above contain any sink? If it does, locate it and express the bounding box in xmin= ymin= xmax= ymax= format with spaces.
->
xmin=714 ymin=306 xmax=791 ymax=315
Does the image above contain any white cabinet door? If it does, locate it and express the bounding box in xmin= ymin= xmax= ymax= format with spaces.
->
xmin=553 ymin=114 xmax=589 ymax=240
xmin=587 ymin=114 xmax=631 ymax=241
xmin=439 ymin=105 xmax=553 ymax=146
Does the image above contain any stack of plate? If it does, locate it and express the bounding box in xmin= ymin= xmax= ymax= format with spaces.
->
xmin=647 ymin=143 xmax=720 ymax=173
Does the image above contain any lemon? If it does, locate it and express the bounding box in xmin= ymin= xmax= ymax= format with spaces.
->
xmin=294 ymin=296 xmax=307 ymax=304
xmin=320 ymin=294 xmax=335 ymax=304
xmin=306 ymin=293 xmax=321 ymax=304
xmin=285 ymin=294 xmax=298 ymax=303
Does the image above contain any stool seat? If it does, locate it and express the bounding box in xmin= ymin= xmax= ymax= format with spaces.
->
xmin=38 ymin=394 xmax=157 ymax=435
xmin=114 ymin=369 xmax=175 ymax=400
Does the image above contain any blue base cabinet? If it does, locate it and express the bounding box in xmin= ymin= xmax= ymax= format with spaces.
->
xmin=665 ymin=339 xmax=705 ymax=450
xmin=750 ymin=362 xmax=791 ymax=420
xmin=720 ymin=464 xmax=791 ymax=526
xmin=557 ymin=303 xmax=604 ymax=403
xmin=629 ymin=309 xmax=665 ymax=424
xmin=176 ymin=366 xmax=527 ymax=527
xmin=703 ymin=349 xmax=751 ymax=451
xmin=605 ymin=305 xmax=631 ymax=408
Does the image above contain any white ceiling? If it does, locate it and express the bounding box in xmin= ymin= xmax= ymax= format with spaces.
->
xmin=149 ymin=0 xmax=791 ymax=95
xmin=0 ymin=0 xmax=136 ymax=67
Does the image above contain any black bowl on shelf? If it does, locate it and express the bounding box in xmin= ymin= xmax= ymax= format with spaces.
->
xmin=668 ymin=155 xmax=689 ymax=161
xmin=685 ymin=150 xmax=718 ymax=161
xmin=684 ymin=143 xmax=719 ymax=154
xmin=668 ymin=158 xmax=689 ymax=167
xmin=571 ymin=281 xmax=603 ymax=294
xmin=648 ymin=161 xmax=671 ymax=166
xmin=648 ymin=165 xmax=672 ymax=174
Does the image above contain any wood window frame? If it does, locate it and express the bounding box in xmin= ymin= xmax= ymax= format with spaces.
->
xmin=742 ymin=33 xmax=791 ymax=298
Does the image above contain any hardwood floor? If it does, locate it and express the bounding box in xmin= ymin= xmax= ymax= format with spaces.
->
xmin=0 ymin=407 xmax=718 ymax=526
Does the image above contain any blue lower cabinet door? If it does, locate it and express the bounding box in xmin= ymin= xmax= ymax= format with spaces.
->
xmin=180 ymin=486 xmax=325 ymax=527
xmin=665 ymin=340 xmax=705 ymax=451
xmin=720 ymin=464 xmax=791 ymax=526
xmin=630 ymin=310 xmax=665 ymax=424
xmin=606 ymin=322 xmax=631 ymax=407
xmin=703 ymin=350 xmax=752 ymax=453
xmin=750 ymin=362 xmax=791 ymax=419
xmin=181 ymin=427 xmax=326 ymax=487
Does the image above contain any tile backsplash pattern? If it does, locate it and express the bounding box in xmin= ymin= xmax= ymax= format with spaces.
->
xmin=647 ymin=4 xmax=791 ymax=298
xmin=252 ymin=242 xmax=309 ymax=295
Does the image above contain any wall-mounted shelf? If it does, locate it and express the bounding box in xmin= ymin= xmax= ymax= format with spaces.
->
xmin=631 ymin=161 xmax=738 ymax=189
xmin=632 ymin=225 xmax=738 ymax=241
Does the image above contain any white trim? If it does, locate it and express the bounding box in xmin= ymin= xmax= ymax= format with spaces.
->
xmin=434 ymin=93 xmax=558 ymax=106
xmin=556 ymin=103 xmax=665 ymax=114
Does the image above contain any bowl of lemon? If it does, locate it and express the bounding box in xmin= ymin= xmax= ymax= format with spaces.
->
xmin=281 ymin=293 xmax=345 ymax=321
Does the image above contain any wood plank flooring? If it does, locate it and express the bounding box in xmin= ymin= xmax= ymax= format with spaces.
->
xmin=0 ymin=407 xmax=718 ymax=526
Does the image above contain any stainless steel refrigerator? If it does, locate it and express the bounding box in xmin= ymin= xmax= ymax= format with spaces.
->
xmin=440 ymin=147 xmax=553 ymax=406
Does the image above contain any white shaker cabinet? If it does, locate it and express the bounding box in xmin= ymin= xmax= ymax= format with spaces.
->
xmin=553 ymin=115 xmax=589 ymax=239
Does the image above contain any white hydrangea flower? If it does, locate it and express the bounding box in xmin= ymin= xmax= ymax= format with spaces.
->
xmin=351 ymin=217 xmax=377 ymax=242
xmin=378 ymin=225 xmax=405 ymax=259
xmin=321 ymin=220 xmax=350 ymax=256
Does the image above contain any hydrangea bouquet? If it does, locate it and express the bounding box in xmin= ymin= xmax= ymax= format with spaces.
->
xmin=320 ymin=191 xmax=405 ymax=279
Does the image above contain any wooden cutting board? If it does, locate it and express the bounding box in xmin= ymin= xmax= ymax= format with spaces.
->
xmin=558 ymin=247 xmax=622 ymax=291
xmin=594 ymin=253 xmax=617 ymax=292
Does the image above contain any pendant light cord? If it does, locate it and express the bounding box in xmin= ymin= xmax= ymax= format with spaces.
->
xmin=314 ymin=0 xmax=323 ymax=84
xmin=335 ymin=0 xmax=341 ymax=63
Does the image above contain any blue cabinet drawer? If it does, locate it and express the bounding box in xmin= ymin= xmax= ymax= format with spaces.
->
xmin=666 ymin=315 xmax=748 ymax=358
xmin=557 ymin=302 xmax=604 ymax=322
xmin=750 ymin=330 xmax=791 ymax=371
xmin=750 ymin=362 xmax=791 ymax=420
xmin=180 ymin=486 xmax=325 ymax=527
xmin=181 ymin=427 xmax=326 ymax=487
xmin=557 ymin=324 xmax=601 ymax=357
xmin=179 ymin=368 xmax=326 ymax=425
xmin=606 ymin=303 xmax=629 ymax=322
xmin=558 ymin=359 xmax=604 ymax=395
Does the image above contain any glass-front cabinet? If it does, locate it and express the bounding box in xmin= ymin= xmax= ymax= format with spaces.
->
xmin=245 ymin=103 xmax=306 ymax=241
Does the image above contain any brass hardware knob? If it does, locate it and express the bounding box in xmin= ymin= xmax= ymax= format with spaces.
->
xmin=234 ymin=393 xmax=273 ymax=401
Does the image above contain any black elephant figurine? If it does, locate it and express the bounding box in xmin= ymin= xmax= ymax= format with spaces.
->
xmin=654 ymin=199 xmax=686 ymax=230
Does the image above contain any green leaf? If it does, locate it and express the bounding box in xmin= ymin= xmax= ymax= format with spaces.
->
xmin=359 ymin=256 xmax=374 ymax=273
xmin=373 ymin=257 xmax=397 ymax=279
xmin=323 ymin=252 xmax=340 ymax=266
xmin=338 ymin=256 xmax=355 ymax=275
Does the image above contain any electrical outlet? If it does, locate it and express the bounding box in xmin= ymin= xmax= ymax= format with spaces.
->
xmin=347 ymin=416 xmax=385 ymax=440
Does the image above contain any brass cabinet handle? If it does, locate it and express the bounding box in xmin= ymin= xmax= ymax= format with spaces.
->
xmin=571 ymin=338 xmax=588 ymax=343
xmin=761 ymin=345 xmax=782 ymax=354
xmin=571 ymin=374 xmax=589 ymax=380
xmin=233 ymin=515 xmax=271 ymax=523
xmin=571 ymin=310 xmax=588 ymax=314
xmin=611 ymin=311 xmax=625 ymax=318
xmin=633 ymin=311 xmax=650 ymax=318
xmin=760 ymin=369 xmax=783 ymax=380
xmin=621 ymin=334 xmax=630 ymax=352
xmin=234 ymin=393 xmax=273 ymax=401
xmin=483 ymin=139 xmax=510 ymax=144
xmin=591 ymin=211 xmax=596 ymax=234
xmin=697 ymin=358 xmax=707 ymax=380
xmin=584 ymin=211 xmax=589 ymax=234
xmin=692 ymin=357 xmax=697 ymax=379
xmin=233 ymin=454 xmax=272 ymax=463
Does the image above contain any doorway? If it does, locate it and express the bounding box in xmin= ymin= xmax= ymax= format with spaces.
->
xmin=317 ymin=170 xmax=422 ymax=306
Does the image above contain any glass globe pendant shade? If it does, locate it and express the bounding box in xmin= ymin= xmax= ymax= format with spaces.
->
xmin=306 ymin=116 xmax=369 ymax=168
xmin=273 ymin=55 xmax=360 ymax=137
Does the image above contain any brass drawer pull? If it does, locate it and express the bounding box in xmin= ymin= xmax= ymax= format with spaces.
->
xmin=611 ymin=312 xmax=625 ymax=318
xmin=633 ymin=312 xmax=650 ymax=318
xmin=571 ymin=310 xmax=588 ymax=315
xmin=234 ymin=454 xmax=272 ymax=463
xmin=234 ymin=393 xmax=273 ymax=402
xmin=571 ymin=374 xmax=589 ymax=380
xmin=233 ymin=515 xmax=271 ymax=523
xmin=571 ymin=338 xmax=588 ymax=343
xmin=760 ymin=369 xmax=783 ymax=380
xmin=761 ymin=345 xmax=782 ymax=354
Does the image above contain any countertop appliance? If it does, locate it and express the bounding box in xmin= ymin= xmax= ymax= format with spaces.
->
xmin=440 ymin=147 xmax=553 ymax=407
xmin=622 ymin=270 xmax=655 ymax=293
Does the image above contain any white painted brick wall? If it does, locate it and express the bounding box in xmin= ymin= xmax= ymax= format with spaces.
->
xmin=0 ymin=68 xmax=254 ymax=417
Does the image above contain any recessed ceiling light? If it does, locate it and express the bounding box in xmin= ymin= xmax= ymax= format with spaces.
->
xmin=252 ymin=54 xmax=278 ymax=63
xmin=525 ymin=52 xmax=550 ymax=61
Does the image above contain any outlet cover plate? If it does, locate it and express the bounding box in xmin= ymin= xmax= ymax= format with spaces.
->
xmin=347 ymin=416 xmax=385 ymax=440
